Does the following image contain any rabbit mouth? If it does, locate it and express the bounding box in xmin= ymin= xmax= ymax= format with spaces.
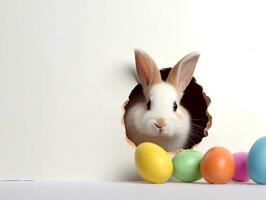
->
xmin=157 ymin=128 xmax=170 ymax=137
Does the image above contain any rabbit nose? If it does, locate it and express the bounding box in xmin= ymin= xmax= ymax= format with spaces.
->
xmin=154 ymin=118 xmax=166 ymax=128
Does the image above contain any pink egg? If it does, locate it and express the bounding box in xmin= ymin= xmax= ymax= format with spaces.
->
xmin=232 ymin=152 xmax=249 ymax=182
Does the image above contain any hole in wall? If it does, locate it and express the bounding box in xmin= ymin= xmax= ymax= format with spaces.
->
xmin=122 ymin=67 xmax=212 ymax=152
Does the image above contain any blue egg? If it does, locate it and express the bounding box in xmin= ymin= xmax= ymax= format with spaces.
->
xmin=248 ymin=136 xmax=266 ymax=184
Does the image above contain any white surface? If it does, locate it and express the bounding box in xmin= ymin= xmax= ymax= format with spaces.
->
xmin=0 ymin=181 xmax=265 ymax=200
xmin=1 ymin=0 xmax=266 ymax=180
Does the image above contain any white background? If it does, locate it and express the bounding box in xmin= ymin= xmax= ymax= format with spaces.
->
xmin=1 ymin=0 xmax=266 ymax=180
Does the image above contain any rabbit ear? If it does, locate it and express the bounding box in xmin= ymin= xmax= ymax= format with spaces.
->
xmin=167 ymin=52 xmax=200 ymax=92
xmin=134 ymin=49 xmax=161 ymax=89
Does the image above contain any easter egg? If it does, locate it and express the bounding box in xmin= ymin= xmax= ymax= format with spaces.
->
xmin=232 ymin=152 xmax=249 ymax=182
xmin=200 ymin=146 xmax=235 ymax=184
xmin=248 ymin=136 xmax=266 ymax=184
xmin=135 ymin=142 xmax=173 ymax=183
xmin=172 ymin=150 xmax=203 ymax=182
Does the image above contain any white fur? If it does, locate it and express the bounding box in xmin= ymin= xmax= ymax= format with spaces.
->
xmin=125 ymin=82 xmax=191 ymax=151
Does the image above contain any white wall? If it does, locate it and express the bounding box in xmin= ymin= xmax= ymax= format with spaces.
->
xmin=0 ymin=0 xmax=266 ymax=180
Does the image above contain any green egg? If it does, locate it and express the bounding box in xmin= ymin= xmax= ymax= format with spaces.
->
xmin=172 ymin=150 xmax=203 ymax=182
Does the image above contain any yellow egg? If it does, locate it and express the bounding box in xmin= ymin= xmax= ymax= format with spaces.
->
xmin=135 ymin=142 xmax=173 ymax=183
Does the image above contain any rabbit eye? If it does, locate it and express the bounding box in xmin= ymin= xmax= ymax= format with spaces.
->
xmin=173 ymin=101 xmax=178 ymax=112
xmin=146 ymin=100 xmax=151 ymax=110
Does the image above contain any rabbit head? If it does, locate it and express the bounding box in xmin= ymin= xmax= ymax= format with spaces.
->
xmin=125 ymin=49 xmax=200 ymax=150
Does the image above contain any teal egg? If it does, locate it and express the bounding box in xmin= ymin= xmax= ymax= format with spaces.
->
xmin=172 ymin=150 xmax=203 ymax=182
xmin=248 ymin=136 xmax=266 ymax=184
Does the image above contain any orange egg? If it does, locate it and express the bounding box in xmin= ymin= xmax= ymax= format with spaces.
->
xmin=200 ymin=146 xmax=235 ymax=184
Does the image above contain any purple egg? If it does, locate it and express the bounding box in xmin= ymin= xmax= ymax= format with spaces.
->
xmin=233 ymin=152 xmax=249 ymax=182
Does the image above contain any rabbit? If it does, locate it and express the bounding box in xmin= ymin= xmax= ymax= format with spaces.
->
xmin=124 ymin=49 xmax=200 ymax=152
